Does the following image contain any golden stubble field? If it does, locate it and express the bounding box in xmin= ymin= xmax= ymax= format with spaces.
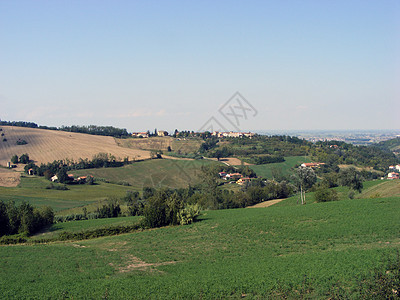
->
xmin=0 ymin=126 xmax=151 ymax=167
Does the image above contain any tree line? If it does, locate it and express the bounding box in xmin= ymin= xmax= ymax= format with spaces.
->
xmin=0 ymin=120 xmax=130 ymax=138
xmin=0 ymin=201 xmax=54 ymax=237
xmin=24 ymin=153 xmax=128 ymax=183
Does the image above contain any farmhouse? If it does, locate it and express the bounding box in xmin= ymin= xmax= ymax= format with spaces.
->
xmin=76 ymin=176 xmax=87 ymax=183
xmin=237 ymin=177 xmax=252 ymax=185
xmin=388 ymin=172 xmax=399 ymax=180
xmin=396 ymin=165 xmax=400 ymax=171
xmin=51 ymin=175 xmax=58 ymax=182
xmin=218 ymin=171 xmax=227 ymax=178
xmin=225 ymin=173 xmax=242 ymax=180
xmin=301 ymin=162 xmax=325 ymax=168
xmin=28 ymin=168 xmax=33 ymax=175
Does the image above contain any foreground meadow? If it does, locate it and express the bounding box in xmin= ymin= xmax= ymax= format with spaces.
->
xmin=1 ymin=196 xmax=399 ymax=299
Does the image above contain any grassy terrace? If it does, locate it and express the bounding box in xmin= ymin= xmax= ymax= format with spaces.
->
xmin=0 ymin=176 xmax=134 ymax=212
xmin=1 ymin=196 xmax=399 ymax=298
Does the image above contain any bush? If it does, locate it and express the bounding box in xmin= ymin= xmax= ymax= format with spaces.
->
xmin=16 ymin=139 xmax=28 ymax=145
xmin=315 ymin=187 xmax=338 ymax=203
xmin=11 ymin=155 xmax=18 ymax=164
xmin=177 ymin=204 xmax=201 ymax=225
xmin=45 ymin=183 xmax=69 ymax=190
xmin=19 ymin=153 xmax=30 ymax=164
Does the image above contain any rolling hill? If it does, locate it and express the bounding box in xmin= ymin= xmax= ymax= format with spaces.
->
xmin=0 ymin=126 xmax=151 ymax=166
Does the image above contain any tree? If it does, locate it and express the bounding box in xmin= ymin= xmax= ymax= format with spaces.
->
xmin=295 ymin=166 xmax=317 ymax=205
xmin=19 ymin=153 xmax=30 ymax=164
xmin=315 ymin=187 xmax=338 ymax=203
xmin=56 ymin=167 xmax=69 ymax=183
xmin=11 ymin=155 xmax=18 ymax=164
xmin=339 ymin=167 xmax=363 ymax=193
xmin=0 ymin=201 xmax=10 ymax=236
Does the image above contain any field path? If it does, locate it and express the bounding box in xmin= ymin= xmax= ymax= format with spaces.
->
xmin=0 ymin=126 xmax=151 ymax=166
xmin=247 ymin=198 xmax=287 ymax=208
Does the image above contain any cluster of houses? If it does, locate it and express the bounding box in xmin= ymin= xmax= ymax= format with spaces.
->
xmin=131 ymin=130 xmax=169 ymax=138
xmin=218 ymin=171 xmax=254 ymax=185
xmin=388 ymin=165 xmax=400 ymax=180
xmin=50 ymin=174 xmax=91 ymax=184
xmin=212 ymin=131 xmax=255 ymax=138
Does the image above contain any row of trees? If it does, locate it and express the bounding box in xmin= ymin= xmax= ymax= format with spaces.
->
xmin=24 ymin=153 xmax=128 ymax=182
xmin=0 ymin=120 xmax=130 ymax=138
xmin=59 ymin=125 xmax=130 ymax=138
xmin=0 ymin=201 xmax=54 ymax=237
xmin=11 ymin=153 xmax=30 ymax=164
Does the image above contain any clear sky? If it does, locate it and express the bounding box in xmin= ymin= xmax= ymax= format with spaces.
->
xmin=1 ymin=0 xmax=399 ymax=132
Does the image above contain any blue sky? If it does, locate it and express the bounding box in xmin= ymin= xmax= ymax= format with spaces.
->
xmin=1 ymin=0 xmax=399 ymax=132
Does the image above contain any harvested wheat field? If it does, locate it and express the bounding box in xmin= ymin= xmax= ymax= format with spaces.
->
xmin=207 ymin=157 xmax=252 ymax=166
xmin=0 ymin=126 xmax=151 ymax=166
xmin=0 ymin=168 xmax=21 ymax=187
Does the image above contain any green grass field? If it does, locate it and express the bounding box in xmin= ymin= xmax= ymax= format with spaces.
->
xmin=0 ymin=176 xmax=134 ymax=212
xmin=31 ymin=216 xmax=141 ymax=240
xmin=249 ymin=156 xmax=311 ymax=179
xmin=72 ymin=158 xmax=218 ymax=190
xmin=1 ymin=196 xmax=399 ymax=298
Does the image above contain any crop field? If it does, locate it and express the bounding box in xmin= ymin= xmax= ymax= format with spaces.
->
xmin=1 ymin=196 xmax=399 ymax=298
xmin=0 ymin=126 xmax=151 ymax=167
xmin=72 ymin=159 xmax=218 ymax=190
xmin=249 ymin=156 xmax=311 ymax=179
xmin=0 ymin=168 xmax=20 ymax=187
xmin=116 ymin=136 xmax=203 ymax=156
xmin=0 ymin=176 xmax=134 ymax=212
xmin=115 ymin=136 xmax=174 ymax=151
xmin=273 ymin=179 xmax=396 ymax=208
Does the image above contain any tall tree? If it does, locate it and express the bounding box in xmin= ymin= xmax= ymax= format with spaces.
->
xmin=295 ymin=166 xmax=317 ymax=205
xmin=339 ymin=167 xmax=363 ymax=193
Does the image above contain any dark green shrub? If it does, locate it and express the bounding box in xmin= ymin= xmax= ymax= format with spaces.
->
xmin=315 ymin=187 xmax=338 ymax=203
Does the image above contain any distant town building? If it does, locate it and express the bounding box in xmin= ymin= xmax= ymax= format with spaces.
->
xmin=132 ymin=132 xmax=149 ymax=138
xmin=388 ymin=172 xmax=399 ymax=180
xmin=212 ymin=131 xmax=255 ymax=138
xmin=157 ymin=130 xmax=169 ymax=137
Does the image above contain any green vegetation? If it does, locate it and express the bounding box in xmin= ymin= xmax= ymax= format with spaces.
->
xmin=0 ymin=197 xmax=399 ymax=298
xmin=0 ymin=200 xmax=53 ymax=237
xmin=249 ymin=156 xmax=311 ymax=179
xmin=0 ymin=176 xmax=134 ymax=212
xmin=72 ymin=159 xmax=218 ymax=189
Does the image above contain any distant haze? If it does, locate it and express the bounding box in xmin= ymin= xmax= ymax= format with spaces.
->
xmin=1 ymin=1 xmax=399 ymax=132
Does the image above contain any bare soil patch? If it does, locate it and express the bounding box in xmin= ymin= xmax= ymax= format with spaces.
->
xmin=116 ymin=255 xmax=177 ymax=273
xmin=247 ymin=198 xmax=286 ymax=208
xmin=0 ymin=168 xmax=21 ymax=187
xmin=207 ymin=157 xmax=251 ymax=166
xmin=0 ymin=126 xmax=151 ymax=166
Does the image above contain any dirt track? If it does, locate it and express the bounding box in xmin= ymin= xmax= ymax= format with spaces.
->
xmin=247 ymin=198 xmax=286 ymax=208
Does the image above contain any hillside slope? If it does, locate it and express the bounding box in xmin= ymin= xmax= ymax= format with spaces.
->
xmin=0 ymin=126 xmax=151 ymax=166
